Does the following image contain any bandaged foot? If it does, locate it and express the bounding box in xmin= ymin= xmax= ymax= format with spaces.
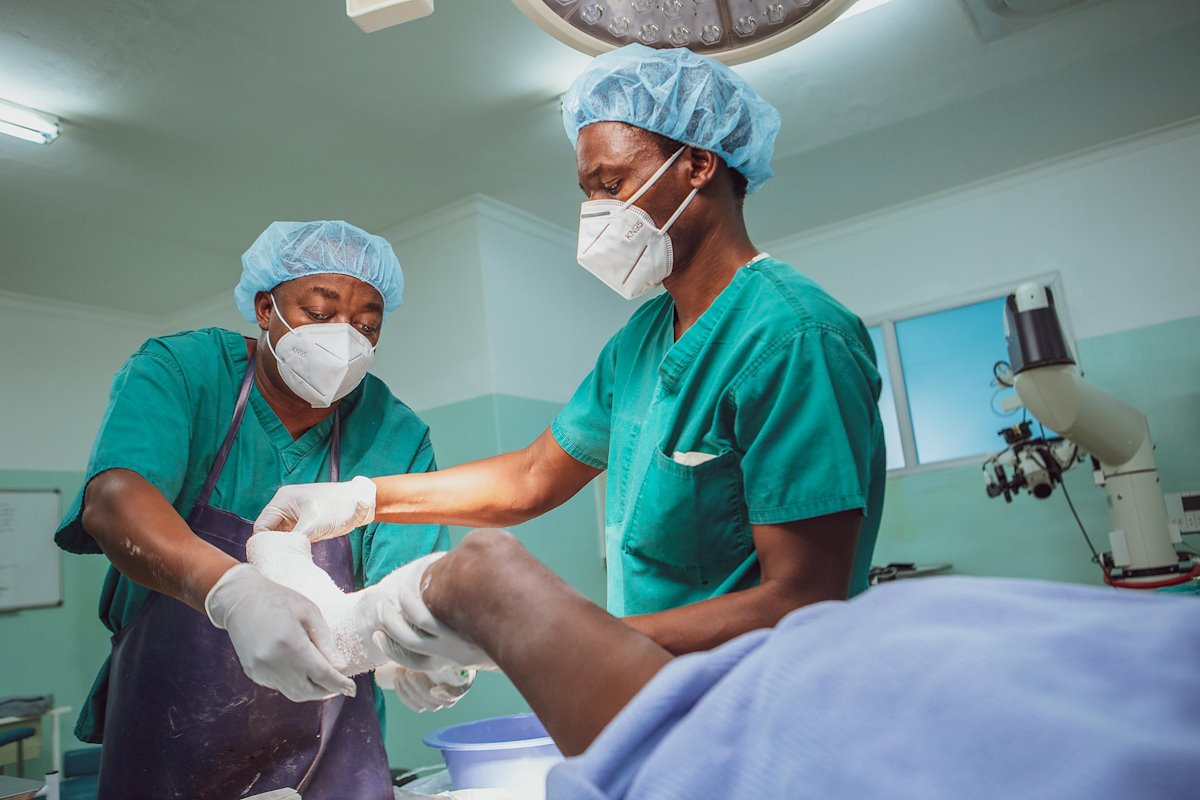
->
xmin=246 ymin=530 xmax=394 ymax=676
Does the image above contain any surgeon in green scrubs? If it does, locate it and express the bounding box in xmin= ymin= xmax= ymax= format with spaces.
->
xmin=255 ymin=46 xmax=886 ymax=656
xmin=54 ymin=221 xmax=464 ymax=795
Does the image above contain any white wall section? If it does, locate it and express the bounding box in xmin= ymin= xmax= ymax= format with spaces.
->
xmin=0 ymin=292 xmax=157 ymax=471
xmin=374 ymin=201 xmax=494 ymax=411
xmin=475 ymin=197 xmax=631 ymax=406
xmin=765 ymin=120 xmax=1200 ymax=340
xmin=8 ymin=120 xmax=1198 ymax=472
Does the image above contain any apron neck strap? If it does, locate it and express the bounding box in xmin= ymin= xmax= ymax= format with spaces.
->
xmin=195 ymin=353 xmax=257 ymax=507
xmin=195 ymin=353 xmax=344 ymax=509
xmin=330 ymin=411 xmax=340 ymax=483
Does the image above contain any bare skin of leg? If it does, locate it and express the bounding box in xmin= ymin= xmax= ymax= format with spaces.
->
xmin=421 ymin=529 xmax=673 ymax=756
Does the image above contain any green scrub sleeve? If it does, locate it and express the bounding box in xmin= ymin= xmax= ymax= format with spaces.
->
xmin=732 ymin=327 xmax=881 ymax=526
xmin=550 ymin=335 xmax=618 ymax=470
xmin=359 ymin=436 xmax=451 ymax=586
xmin=55 ymin=343 xmax=194 ymax=554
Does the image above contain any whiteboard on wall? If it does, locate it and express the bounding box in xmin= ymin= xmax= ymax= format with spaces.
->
xmin=0 ymin=490 xmax=63 ymax=612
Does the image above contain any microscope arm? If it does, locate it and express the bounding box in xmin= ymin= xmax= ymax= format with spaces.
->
xmin=1013 ymin=364 xmax=1152 ymax=471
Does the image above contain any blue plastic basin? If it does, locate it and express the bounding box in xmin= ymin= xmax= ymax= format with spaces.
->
xmin=424 ymin=713 xmax=564 ymax=798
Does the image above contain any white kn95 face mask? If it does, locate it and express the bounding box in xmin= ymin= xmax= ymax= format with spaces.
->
xmin=576 ymin=146 xmax=699 ymax=300
xmin=264 ymin=293 xmax=375 ymax=408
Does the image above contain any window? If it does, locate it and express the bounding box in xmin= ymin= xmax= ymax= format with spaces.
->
xmin=867 ymin=326 xmax=906 ymax=471
xmin=868 ymin=279 xmax=1068 ymax=472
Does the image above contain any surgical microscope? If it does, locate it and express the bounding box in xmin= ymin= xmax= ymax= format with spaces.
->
xmin=983 ymin=283 xmax=1197 ymax=588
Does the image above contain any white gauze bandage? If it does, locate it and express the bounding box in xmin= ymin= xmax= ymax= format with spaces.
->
xmin=245 ymin=530 xmax=390 ymax=675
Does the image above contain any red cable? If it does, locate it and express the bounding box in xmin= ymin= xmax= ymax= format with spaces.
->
xmin=1103 ymin=558 xmax=1200 ymax=590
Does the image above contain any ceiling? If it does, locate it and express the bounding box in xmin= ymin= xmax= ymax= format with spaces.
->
xmin=1 ymin=0 xmax=1198 ymax=315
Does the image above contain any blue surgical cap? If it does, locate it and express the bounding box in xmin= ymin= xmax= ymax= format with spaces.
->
xmin=562 ymin=44 xmax=781 ymax=195
xmin=234 ymin=220 xmax=404 ymax=323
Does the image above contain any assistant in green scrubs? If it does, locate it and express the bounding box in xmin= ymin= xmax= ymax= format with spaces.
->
xmin=553 ymin=255 xmax=884 ymax=616
xmin=253 ymin=47 xmax=885 ymax=660
xmin=55 ymin=326 xmax=447 ymax=741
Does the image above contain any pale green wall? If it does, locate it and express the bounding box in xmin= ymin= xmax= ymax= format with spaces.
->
xmin=491 ymin=394 xmax=606 ymax=606
xmin=0 ymin=395 xmax=606 ymax=775
xmin=7 ymin=317 xmax=1195 ymax=776
xmin=874 ymin=314 xmax=1200 ymax=585
xmin=378 ymin=393 xmax=606 ymax=770
xmin=0 ymin=470 xmax=110 ymax=776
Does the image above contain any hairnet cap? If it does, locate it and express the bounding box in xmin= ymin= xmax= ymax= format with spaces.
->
xmin=234 ymin=220 xmax=404 ymax=323
xmin=562 ymin=44 xmax=781 ymax=195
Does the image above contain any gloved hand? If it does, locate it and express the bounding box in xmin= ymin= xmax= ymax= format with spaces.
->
xmin=253 ymin=476 xmax=377 ymax=541
xmin=370 ymin=553 xmax=497 ymax=671
xmin=246 ymin=533 xmax=470 ymax=676
xmin=205 ymin=564 xmax=357 ymax=702
xmin=376 ymin=662 xmax=476 ymax=713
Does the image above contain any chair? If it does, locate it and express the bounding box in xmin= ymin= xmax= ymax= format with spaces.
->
xmin=58 ymin=747 xmax=101 ymax=800
xmin=0 ymin=727 xmax=35 ymax=778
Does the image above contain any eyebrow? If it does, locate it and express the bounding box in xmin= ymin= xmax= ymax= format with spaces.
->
xmin=305 ymin=285 xmax=341 ymax=301
xmin=304 ymin=285 xmax=383 ymax=315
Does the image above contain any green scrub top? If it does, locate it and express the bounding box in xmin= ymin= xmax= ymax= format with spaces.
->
xmin=553 ymin=257 xmax=886 ymax=617
xmin=55 ymin=327 xmax=449 ymax=741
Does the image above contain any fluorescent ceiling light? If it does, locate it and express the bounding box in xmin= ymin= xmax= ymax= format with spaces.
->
xmin=0 ymin=100 xmax=60 ymax=145
xmin=511 ymin=0 xmax=863 ymax=65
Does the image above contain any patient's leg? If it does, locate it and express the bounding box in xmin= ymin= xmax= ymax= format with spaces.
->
xmin=421 ymin=529 xmax=673 ymax=756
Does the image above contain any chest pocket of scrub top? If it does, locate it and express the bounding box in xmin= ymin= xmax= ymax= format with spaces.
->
xmin=624 ymin=447 xmax=752 ymax=570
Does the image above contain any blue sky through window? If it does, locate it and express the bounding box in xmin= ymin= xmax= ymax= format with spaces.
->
xmin=896 ymin=297 xmax=1011 ymax=464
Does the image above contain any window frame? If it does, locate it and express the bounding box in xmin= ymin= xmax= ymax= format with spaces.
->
xmin=864 ymin=271 xmax=1075 ymax=476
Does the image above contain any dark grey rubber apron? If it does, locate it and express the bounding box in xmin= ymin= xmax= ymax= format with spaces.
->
xmin=97 ymin=354 xmax=393 ymax=800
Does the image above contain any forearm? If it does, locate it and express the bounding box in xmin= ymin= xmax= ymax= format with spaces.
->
xmin=630 ymin=512 xmax=863 ymax=654
xmin=372 ymin=450 xmax=541 ymax=527
xmin=372 ymin=429 xmax=598 ymax=528
xmin=624 ymin=577 xmax=828 ymax=655
xmin=82 ymin=469 xmax=237 ymax=613
xmin=424 ymin=530 xmax=672 ymax=756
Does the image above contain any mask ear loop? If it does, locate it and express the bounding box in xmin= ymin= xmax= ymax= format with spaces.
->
xmin=269 ymin=293 xmax=298 ymax=335
xmin=622 ymin=146 xmax=687 ymax=210
xmin=660 ymin=186 xmax=700 ymax=234
xmin=263 ymin=293 xmax=294 ymax=362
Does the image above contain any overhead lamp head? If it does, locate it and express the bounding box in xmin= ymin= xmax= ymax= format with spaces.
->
xmin=0 ymin=100 xmax=60 ymax=145
xmin=512 ymin=0 xmax=861 ymax=65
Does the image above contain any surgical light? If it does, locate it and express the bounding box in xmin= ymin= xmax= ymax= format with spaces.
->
xmin=511 ymin=0 xmax=865 ymax=65
xmin=0 ymin=100 xmax=60 ymax=145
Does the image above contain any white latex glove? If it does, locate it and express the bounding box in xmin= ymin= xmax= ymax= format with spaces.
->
xmin=376 ymin=662 xmax=476 ymax=713
xmin=246 ymin=533 xmax=470 ymax=676
xmin=205 ymin=564 xmax=357 ymax=702
xmin=253 ymin=476 xmax=377 ymax=541
xmin=247 ymin=530 xmax=388 ymax=675
xmin=371 ymin=553 xmax=497 ymax=671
